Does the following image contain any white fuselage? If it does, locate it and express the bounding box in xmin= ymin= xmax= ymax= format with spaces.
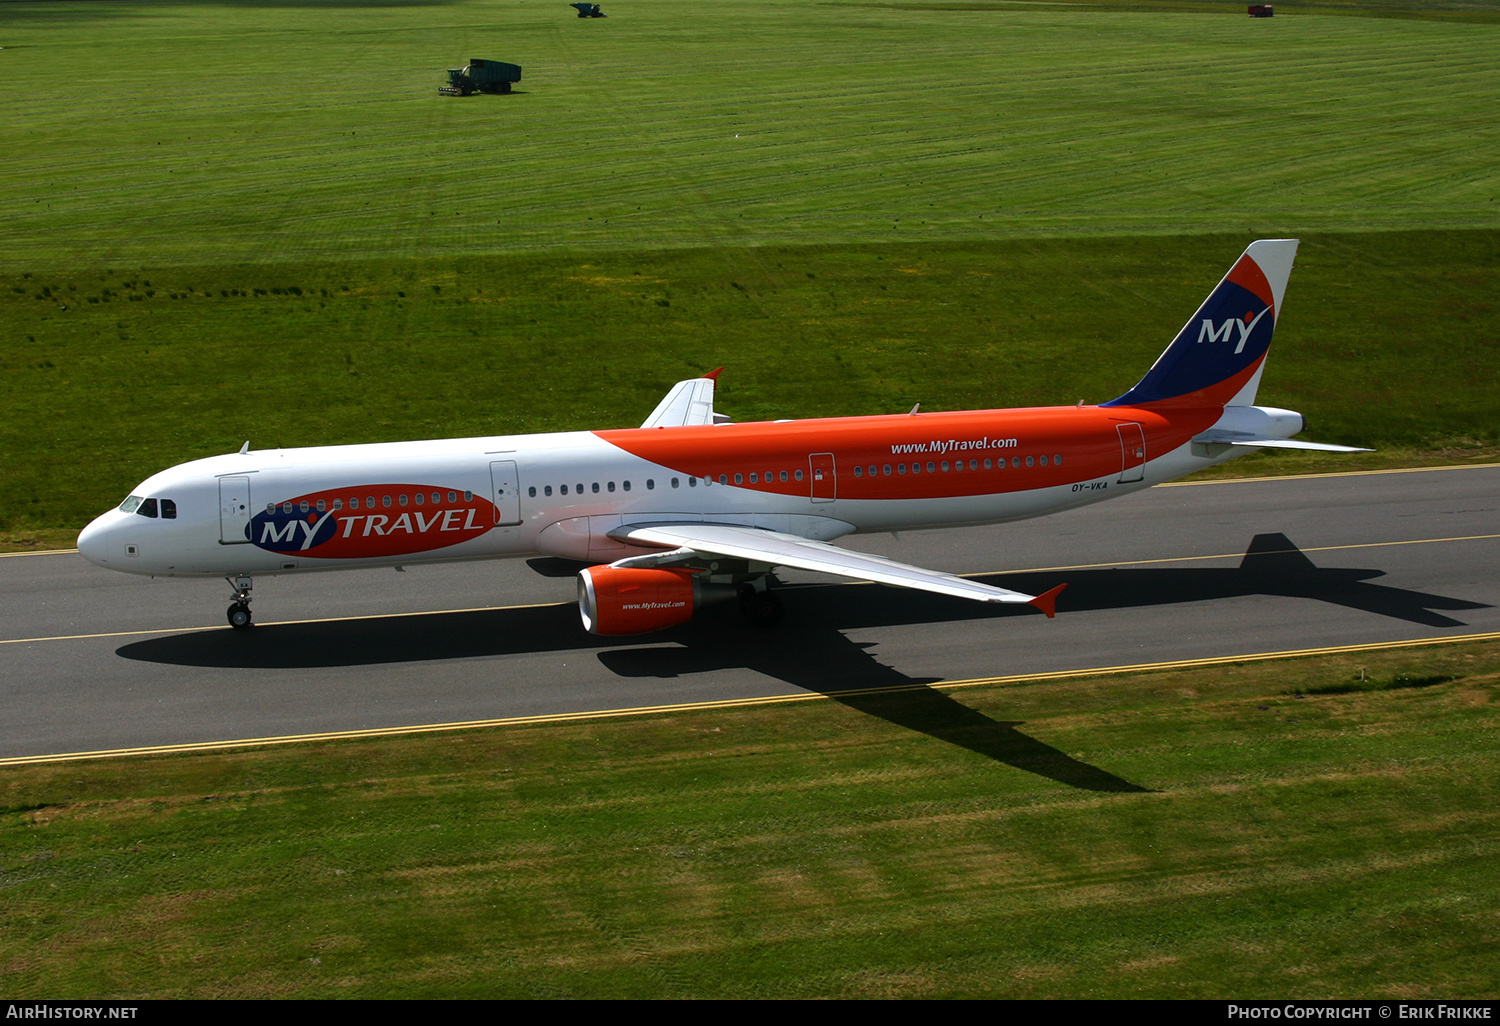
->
xmin=76 ymin=402 xmax=1282 ymax=580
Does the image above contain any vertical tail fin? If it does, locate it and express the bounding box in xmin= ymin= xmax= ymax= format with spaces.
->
xmin=1103 ymin=239 xmax=1298 ymax=409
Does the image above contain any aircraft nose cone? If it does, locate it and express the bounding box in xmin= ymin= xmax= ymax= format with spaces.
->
xmin=77 ymin=512 xmax=116 ymax=567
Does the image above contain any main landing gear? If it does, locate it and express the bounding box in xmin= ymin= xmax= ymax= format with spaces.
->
xmin=226 ymin=576 xmax=253 ymax=629
xmin=738 ymin=581 xmax=784 ymax=629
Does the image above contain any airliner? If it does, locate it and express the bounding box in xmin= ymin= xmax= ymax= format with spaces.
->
xmin=77 ymin=239 xmax=1365 ymax=634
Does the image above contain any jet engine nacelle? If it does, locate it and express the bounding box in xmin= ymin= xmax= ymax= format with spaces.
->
xmin=577 ymin=565 xmax=736 ymax=635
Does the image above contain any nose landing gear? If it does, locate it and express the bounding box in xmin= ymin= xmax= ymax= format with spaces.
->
xmin=226 ymin=576 xmax=253 ymax=629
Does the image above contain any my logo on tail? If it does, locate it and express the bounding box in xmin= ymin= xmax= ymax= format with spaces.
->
xmin=1197 ymin=307 xmax=1270 ymax=355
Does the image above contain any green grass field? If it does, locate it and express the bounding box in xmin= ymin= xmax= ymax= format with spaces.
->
xmin=2 ymin=0 xmax=1498 ymax=998
xmin=4 ymin=0 xmax=1498 ymax=264
xmin=3 ymin=640 xmax=1497 ymax=998
xmin=3 ymin=0 xmax=1498 ymax=549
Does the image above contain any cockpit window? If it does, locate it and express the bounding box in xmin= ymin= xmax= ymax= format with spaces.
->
xmin=136 ymin=497 xmax=159 ymax=518
xmin=119 ymin=495 xmax=144 ymax=514
xmin=161 ymin=499 xmax=177 ymax=520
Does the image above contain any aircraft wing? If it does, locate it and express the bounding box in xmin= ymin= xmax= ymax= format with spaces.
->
xmin=612 ymin=522 xmax=1066 ymax=616
xmin=639 ymin=371 xmax=723 ymax=429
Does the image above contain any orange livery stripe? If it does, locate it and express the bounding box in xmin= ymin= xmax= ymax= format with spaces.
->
xmin=597 ymin=404 xmax=1218 ymax=500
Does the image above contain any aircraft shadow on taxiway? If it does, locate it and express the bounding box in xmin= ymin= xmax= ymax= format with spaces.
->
xmin=112 ymin=533 xmax=1484 ymax=795
xmin=117 ymin=532 xmax=1487 ymax=675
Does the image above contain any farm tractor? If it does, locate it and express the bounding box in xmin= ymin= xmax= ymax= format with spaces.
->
xmin=439 ymin=59 xmax=522 ymax=96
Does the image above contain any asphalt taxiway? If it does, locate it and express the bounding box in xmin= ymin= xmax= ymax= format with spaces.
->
xmin=2 ymin=465 xmax=1495 ymax=763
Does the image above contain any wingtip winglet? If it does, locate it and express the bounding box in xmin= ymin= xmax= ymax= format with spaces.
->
xmin=703 ymin=367 xmax=724 ymax=381
xmin=1028 ymin=583 xmax=1068 ymax=618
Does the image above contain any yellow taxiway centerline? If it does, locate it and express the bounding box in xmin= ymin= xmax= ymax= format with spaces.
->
xmin=0 ymin=600 xmax=563 ymax=647
xmin=3 ymin=629 xmax=1496 ymax=768
xmin=1156 ymin=460 xmax=1500 ymax=487
xmin=3 ymin=531 xmax=1497 ymax=648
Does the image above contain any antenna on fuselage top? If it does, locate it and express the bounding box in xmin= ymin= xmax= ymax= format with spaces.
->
xmin=908 ymin=403 xmax=920 ymax=416
xmin=238 ymin=440 xmax=250 ymax=454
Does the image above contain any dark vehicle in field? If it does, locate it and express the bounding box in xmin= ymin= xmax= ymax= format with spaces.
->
xmin=439 ymin=59 xmax=522 ymax=96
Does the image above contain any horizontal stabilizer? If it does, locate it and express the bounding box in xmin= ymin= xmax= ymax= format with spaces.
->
xmin=1196 ymin=433 xmax=1372 ymax=453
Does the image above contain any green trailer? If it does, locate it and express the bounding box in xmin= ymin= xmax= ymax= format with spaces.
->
xmin=439 ymin=59 xmax=522 ymax=96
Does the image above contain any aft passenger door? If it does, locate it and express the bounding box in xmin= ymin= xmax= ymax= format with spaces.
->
xmin=1116 ymin=423 xmax=1145 ymax=483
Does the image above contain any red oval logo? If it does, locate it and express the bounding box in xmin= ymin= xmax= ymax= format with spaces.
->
xmin=250 ymin=485 xmax=495 ymax=559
